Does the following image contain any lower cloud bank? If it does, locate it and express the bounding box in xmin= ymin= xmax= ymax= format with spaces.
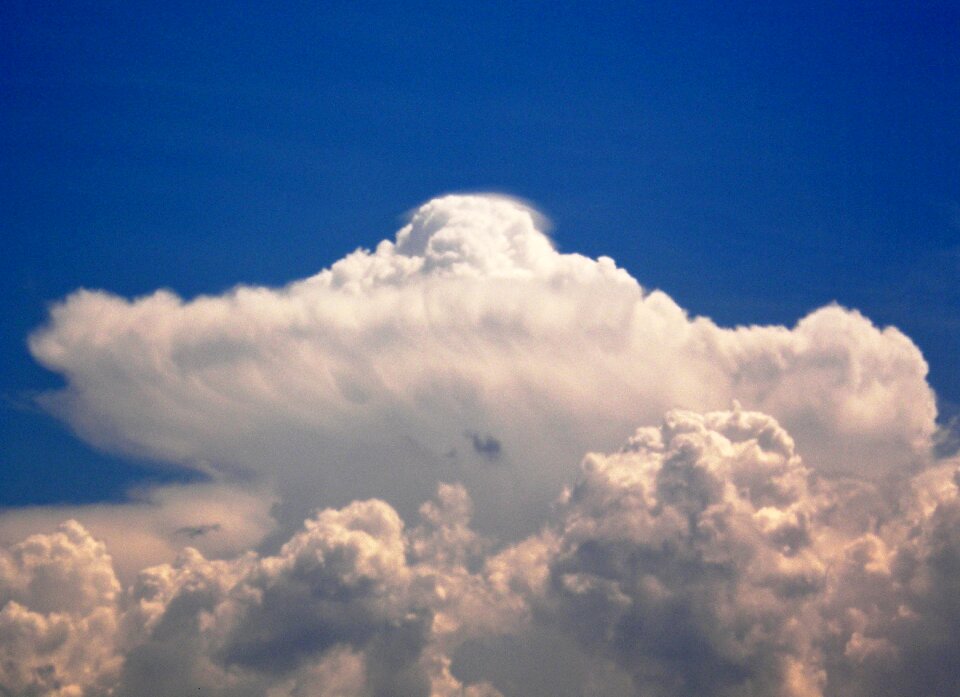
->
xmin=3 ymin=406 xmax=959 ymax=697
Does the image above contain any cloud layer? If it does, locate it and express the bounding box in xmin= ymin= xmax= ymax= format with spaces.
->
xmin=4 ymin=194 xmax=957 ymax=695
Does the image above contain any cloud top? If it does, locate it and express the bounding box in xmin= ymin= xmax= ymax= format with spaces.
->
xmin=6 ymin=194 xmax=956 ymax=695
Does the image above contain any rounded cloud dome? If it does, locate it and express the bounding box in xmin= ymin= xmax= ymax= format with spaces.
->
xmin=394 ymin=194 xmax=556 ymax=276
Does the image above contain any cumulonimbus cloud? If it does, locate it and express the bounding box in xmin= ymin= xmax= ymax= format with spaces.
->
xmin=3 ymin=194 xmax=956 ymax=696
xmin=26 ymin=195 xmax=936 ymax=535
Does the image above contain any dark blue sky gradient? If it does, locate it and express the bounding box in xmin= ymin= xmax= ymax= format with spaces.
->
xmin=3 ymin=1 xmax=958 ymax=505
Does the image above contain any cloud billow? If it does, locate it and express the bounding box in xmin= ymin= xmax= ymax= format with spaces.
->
xmin=3 ymin=194 xmax=957 ymax=695
xmin=26 ymin=195 xmax=935 ymax=536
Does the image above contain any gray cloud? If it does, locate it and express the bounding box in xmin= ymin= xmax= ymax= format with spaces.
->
xmin=484 ymin=408 xmax=960 ymax=697
xmin=109 ymin=485 xmax=509 ymax=697
xmin=464 ymin=432 xmax=502 ymax=461
xmin=175 ymin=523 xmax=222 ymax=539
xmin=536 ymin=408 xmax=825 ymax=696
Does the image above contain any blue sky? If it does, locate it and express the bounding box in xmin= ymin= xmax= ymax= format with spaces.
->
xmin=3 ymin=2 xmax=958 ymax=499
xmin=4 ymin=5 xmax=960 ymax=695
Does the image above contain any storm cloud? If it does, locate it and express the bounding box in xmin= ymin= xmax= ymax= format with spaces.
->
xmin=3 ymin=195 xmax=956 ymax=695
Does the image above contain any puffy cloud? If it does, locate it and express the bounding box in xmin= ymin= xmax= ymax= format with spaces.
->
xmin=538 ymin=407 xmax=828 ymax=696
xmin=112 ymin=499 xmax=424 ymax=696
xmin=26 ymin=194 xmax=936 ymax=540
xmin=6 ymin=194 xmax=958 ymax=695
xmin=815 ymin=459 xmax=960 ymax=697
xmin=481 ymin=407 xmax=960 ymax=697
xmin=2 ymin=413 xmax=959 ymax=696
xmin=0 ymin=521 xmax=122 ymax=697
xmin=102 ymin=484 xmax=507 ymax=697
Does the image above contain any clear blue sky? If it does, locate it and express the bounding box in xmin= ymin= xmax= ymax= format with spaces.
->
xmin=3 ymin=1 xmax=958 ymax=505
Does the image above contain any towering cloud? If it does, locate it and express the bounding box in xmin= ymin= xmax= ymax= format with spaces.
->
xmin=542 ymin=408 xmax=825 ymax=696
xmin=27 ymin=195 xmax=935 ymax=537
xmin=3 ymin=194 xmax=956 ymax=695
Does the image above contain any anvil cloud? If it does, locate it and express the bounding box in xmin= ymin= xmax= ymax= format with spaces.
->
xmin=2 ymin=195 xmax=956 ymax=696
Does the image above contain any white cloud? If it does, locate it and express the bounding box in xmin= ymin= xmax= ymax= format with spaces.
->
xmin=3 ymin=194 xmax=956 ymax=695
xmin=26 ymin=194 xmax=936 ymax=539
xmin=0 ymin=521 xmax=122 ymax=697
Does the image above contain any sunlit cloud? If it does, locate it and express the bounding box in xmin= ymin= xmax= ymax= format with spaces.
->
xmin=3 ymin=195 xmax=956 ymax=696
